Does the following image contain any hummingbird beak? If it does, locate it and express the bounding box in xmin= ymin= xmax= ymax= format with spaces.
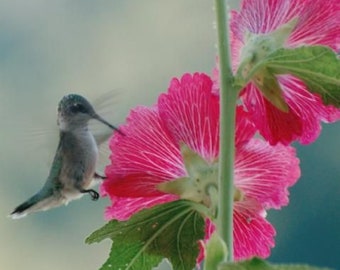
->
xmin=93 ymin=114 xmax=124 ymax=135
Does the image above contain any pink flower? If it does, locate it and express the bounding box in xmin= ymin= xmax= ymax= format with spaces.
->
xmin=102 ymin=73 xmax=300 ymax=260
xmin=218 ymin=0 xmax=340 ymax=145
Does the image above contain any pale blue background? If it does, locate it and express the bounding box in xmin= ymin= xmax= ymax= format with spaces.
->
xmin=0 ymin=1 xmax=339 ymax=269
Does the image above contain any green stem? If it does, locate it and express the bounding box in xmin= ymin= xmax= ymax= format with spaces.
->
xmin=215 ymin=0 xmax=238 ymax=263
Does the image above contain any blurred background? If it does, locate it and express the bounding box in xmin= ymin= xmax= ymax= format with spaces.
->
xmin=0 ymin=1 xmax=339 ymax=269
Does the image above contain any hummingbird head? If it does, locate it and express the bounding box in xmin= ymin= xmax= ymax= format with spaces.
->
xmin=57 ymin=94 xmax=121 ymax=133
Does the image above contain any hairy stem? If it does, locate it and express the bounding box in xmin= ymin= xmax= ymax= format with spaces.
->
xmin=215 ymin=0 xmax=238 ymax=263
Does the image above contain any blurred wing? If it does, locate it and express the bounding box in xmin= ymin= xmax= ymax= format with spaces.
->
xmin=19 ymin=116 xmax=59 ymax=170
xmin=89 ymin=89 xmax=127 ymax=174
xmin=92 ymin=127 xmax=113 ymax=174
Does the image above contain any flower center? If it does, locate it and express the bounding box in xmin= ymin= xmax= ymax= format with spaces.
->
xmin=157 ymin=144 xmax=247 ymax=218
xmin=238 ymin=17 xmax=298 ymax=81
xmin=157 ymin=144 xmax=230 ymax=218
xmin=234 ymin=18 xmax=298 ymax=112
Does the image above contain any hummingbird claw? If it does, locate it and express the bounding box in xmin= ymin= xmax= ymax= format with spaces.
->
xmin=81 ymin=189 xmax=100 ymax=201
xmin=94 ymin=172 xmax=107 ymax=180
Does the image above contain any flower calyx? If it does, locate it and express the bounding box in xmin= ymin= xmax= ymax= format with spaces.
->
xmin=235 ymin=18 xmax=298 ymax=112
xmin=157 ymin=143 xmax=218 ymax=217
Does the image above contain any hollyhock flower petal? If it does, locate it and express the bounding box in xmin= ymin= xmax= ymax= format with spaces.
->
xmin=231 ymin=0 xmax=340 ymax=50
xmin=159 ymin=73 xmax=256 ymax=150
xmin=105 ymin=106 xmax=185 ymax=179
xmin=243 ymin=76 xmax=340 ymax=145
xmin=235 ymin=139 xmax=300 ymax=208
xmin=158 ymin=73 xmax=220 ymax=163
xmin=103 ymin=106 xmax=186 ymax=199
xmin=233 ymin=200 xmax=275 ymax=260
xmin=200 ymin=200 xmax=276 ymax=261
xmin=103 ymin=174 xmax=172 ymax=198
xmin=234 ymin=106 xmax=257 ymax=146
xmin=227 ymin=0 xmax=340 ymax=145
xmin=102 ymin=106 xmax=185 ymax=220
xmin=242 ymin=82 xmax=302 ymax=145
xmin=104 ymin=195 xmax=176 ymax=221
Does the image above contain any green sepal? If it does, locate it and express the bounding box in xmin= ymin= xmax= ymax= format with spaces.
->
xmin=238 ymin=17 xmax=298 ymax=78
xmin=157 ymin=143 xmax=219 ymax=215
xmin=218 ymin=258 xmax=334 ymax=270
xmin=157 ymin=144 xmax=208 ymax=203
xmin=86 ymin=200 xmax=205 ymax=270
xmin=234 ymin=18 xmax=299 ymax=111
xmin=180 ymin=143 xmax=211 ymax=176
xmin=251 ymin=68 xmax=289 ymax=112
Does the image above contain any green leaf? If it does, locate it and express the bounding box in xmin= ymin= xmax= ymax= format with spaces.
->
xmin=218 ymin=258 xmax=334 ymax=270
xmin=86 ymin=200 xmax=205 ymax=270
xmin=100 ymin=242 xmax=162 ymax=270
xmin=259 ymin=46 xmax=340 ymax=107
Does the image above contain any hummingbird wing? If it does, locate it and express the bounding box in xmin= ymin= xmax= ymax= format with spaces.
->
xmin=89 ymin=90 xmax=126 ymax=173
xmin=91 ymin=127 xmax=113 ymax=174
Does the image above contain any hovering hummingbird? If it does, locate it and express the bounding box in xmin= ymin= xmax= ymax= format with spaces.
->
xmin=10 ymin=94 xmax=121 ymax=219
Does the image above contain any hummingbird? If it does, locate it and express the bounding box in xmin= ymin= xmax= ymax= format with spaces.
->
xmin=10 ymin=94 xmax=121 ymax=219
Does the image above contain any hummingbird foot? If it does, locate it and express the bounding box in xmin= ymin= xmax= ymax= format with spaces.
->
xmin=81 ymin=189 xmax=100 ymax=201
xmin=94 ymin=172 xmax=107 ymax=180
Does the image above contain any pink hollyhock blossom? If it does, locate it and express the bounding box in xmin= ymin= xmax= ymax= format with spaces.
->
xmin=215 ymin=0 xmax=340 ymax=145
xmin=103 ymin=73 xmax=300 ymax=260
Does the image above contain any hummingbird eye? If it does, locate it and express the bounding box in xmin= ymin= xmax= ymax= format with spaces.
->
xmin=70 ymin=103 xmax=87 ymax=114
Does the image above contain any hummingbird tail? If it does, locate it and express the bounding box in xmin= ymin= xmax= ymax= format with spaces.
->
xmin=10 ymin=192 xmax=64 ymax=219
xmin=10 ymin=199 xmax=35 ymax=219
